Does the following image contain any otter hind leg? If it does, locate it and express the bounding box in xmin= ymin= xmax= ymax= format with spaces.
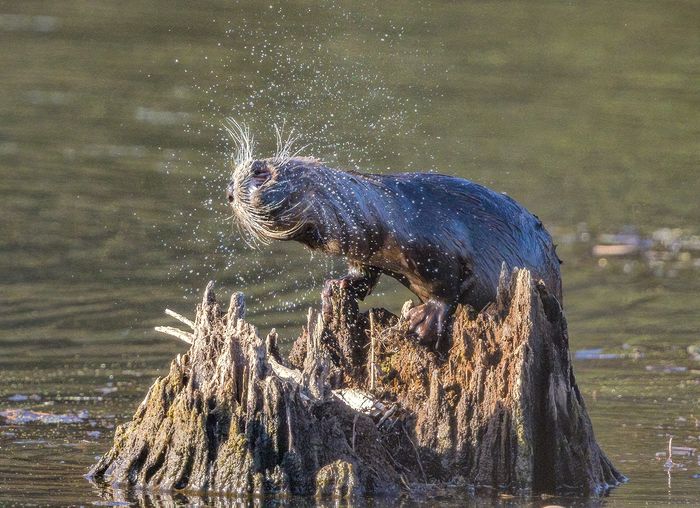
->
xmin=405 ymin=299 xmax=454 ymax=351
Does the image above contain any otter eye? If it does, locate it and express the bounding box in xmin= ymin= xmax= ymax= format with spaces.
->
xmin=250 ymin=162 xmax=271 ymax=185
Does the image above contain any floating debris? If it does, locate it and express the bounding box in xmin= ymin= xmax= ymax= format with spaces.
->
xmin=671 ymin=447 xmax=697 ymax=457
xmin=688 ymin=345 xmax=700 ymax=362
xmin=95 ymin=385 xmax=118 ymax=396
xmin=6 ymin=394 xmax=41 ymax=402
xmin=582 ymin=226 xmax=699 ymax=276
xmin=592 ymin=244 xmax=640 ymax=257
xmin=574 ymin=348 xmax=622 ymax=360
xmin=55 ymin=395 xmax=103 ymax=402
xmin=120 ymin=370 xmax=143 ymax=377
xmin=645 ymin=365 xmax=687 ymax=374
xmin=657 ymin=437 xmax=695 ymax=473
xmin=0 ymin=409 xmax=89 ymax=425
xmin=574 ymin=346 xmax=643 ymax=361
xmin=656 ymin=447 xmax=697 ymax=459
xmin=12 ymin=439 xmax=48 ymax=445
xmin=593 ymin=231 xmax=651 ymax=258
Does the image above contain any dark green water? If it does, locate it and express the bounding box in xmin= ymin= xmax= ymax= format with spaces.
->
xmin=1 ymin=0 xmax=699 ymax=505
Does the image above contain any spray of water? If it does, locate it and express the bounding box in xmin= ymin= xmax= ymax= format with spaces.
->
xmin=159 ymin=2 xmax=437 ymax=332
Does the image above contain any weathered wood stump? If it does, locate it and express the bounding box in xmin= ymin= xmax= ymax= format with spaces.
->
xmin=88 ymin=269 xmax=624 ymax=498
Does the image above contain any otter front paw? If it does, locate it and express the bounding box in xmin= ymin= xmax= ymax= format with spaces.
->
xmin=405 ymin=300 xmax=451 ymax=348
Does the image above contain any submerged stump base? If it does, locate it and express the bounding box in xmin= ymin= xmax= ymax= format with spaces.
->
xmin=89 ymin=269 xmax=623 ymax=498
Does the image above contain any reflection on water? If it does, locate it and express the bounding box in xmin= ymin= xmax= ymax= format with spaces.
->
xmin=1 ymin=0 xmax=699 ymax=505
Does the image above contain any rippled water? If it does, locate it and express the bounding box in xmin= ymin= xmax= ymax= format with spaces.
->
xmin=1 ymin=1 xmax=699 ymax=505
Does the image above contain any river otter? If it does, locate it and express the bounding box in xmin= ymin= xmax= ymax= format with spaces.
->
xmin=225 ymin=124 xmax=562 ymax=346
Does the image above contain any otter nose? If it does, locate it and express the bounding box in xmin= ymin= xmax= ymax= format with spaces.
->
xmin=226 ymin=181 xmax=235 ymax=203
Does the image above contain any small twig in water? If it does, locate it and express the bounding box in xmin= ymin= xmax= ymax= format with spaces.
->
xmin=665 ymin=436 xmax=674 ymax=467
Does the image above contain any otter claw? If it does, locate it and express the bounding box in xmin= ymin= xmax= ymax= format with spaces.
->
xmin=406 ymin=300 xmax=451 ymax=348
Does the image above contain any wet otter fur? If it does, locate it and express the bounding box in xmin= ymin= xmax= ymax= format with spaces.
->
xmin=225 ymin=122 xmax=562 ymax=347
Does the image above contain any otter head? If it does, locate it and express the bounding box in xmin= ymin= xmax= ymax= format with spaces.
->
xmin=224 ymin=120 xmax=319 ymax=245
xmin=226 ymin=157 xmax=308 ymax=243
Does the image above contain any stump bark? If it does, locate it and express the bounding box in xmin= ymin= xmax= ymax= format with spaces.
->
xmin=88 ymin=269 xmax=624 ymax=498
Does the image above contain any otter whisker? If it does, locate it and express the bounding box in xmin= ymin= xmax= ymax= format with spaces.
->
xmin=273 ymin=122 xmax=288 ymax=162
xmin=224 ymin=118 xmax=254 ymax=167
xmin=289 ymin=142 xmax=311 ymax=160
xmin=272 ymin=122 xmax=302 ymax=167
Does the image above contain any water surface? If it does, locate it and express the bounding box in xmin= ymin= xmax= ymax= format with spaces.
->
xmin=1 ymin=0 xmax=699 ymax=505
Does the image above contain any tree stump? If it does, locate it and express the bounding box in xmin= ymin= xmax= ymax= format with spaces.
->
xmin=88 ymin=269 xmax=624 ymax=498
